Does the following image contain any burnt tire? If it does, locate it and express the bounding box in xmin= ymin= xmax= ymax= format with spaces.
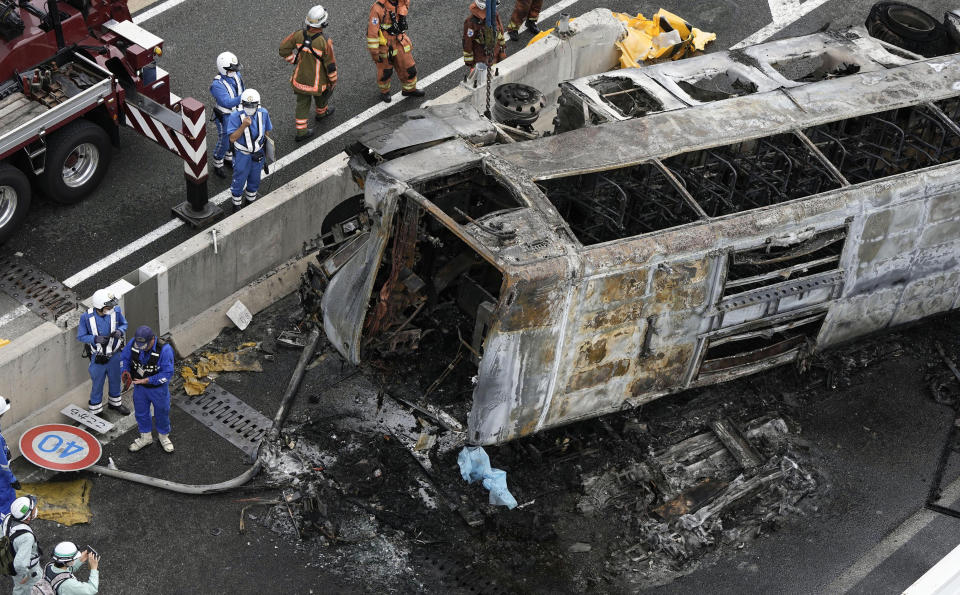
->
xmin=39 ymin=119 xmax=112 ymax=204
xmin=0 ymin=162 xmax=31 ymax=244
xmin=866 ymin=2 xmax=949 ymax=57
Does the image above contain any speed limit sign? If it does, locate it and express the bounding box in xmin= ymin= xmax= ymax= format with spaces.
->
xmin=19 ymin=424 xmax=102 ymax=471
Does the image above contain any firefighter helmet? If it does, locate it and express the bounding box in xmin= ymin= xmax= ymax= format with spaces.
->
xmin=91 ymin=289 xmax=117 ymax=310
xmin=216 ymin=51 xmax=241 ymax=75
xmin=305 ymin=5 xmax=328 ymax=28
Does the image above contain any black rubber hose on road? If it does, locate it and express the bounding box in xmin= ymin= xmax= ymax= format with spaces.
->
xmin=86 ymin=327 xmax=323 ymax=495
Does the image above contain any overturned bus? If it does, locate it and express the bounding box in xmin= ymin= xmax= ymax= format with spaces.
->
xmin=313 ymin=27 xmax=960 ymax=446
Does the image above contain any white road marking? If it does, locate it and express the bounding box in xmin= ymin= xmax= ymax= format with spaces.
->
xmin=62 ymin=0 xmax=583 ymax=289
xmin=131 ymin=0 xmax=190 ymax=25
xmin=827 ymin=475 xmax=960 ymax=593
xmin=0 ymin=305 xmax=29 ymax=329
xmin=732 ymin=0 xmax=834 ymax=49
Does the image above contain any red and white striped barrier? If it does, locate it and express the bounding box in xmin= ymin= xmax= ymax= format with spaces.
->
xmin=122 ymin=97 xmax=208 ymax=182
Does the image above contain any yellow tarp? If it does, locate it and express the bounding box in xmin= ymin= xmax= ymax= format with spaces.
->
xmin=614 ymin=9 xmax=716 ymax=67
xmin=17 ymin=479 xmax=92 ymax=526
xmin=529 ymin=9 xmax=716 ymax=67
xmin=180 ymin=366 xmax=209 ymax=396
xmin=179 ymin=343 xmax=262 ymax=396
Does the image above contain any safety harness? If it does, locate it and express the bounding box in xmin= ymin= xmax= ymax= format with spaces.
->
xmin=38 ymin=563 xmax=74 ymax=594
xmin=131 ymin=340 xmax=167 ymax=389
xmin=83 ymin=308 xmax=123 ymax=364
xmin=293 ymin=28 xmax=325 ymax=65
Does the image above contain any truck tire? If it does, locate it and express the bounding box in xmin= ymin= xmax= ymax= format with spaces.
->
xmin=866 ymin=2 xmax=949 ymax=57
xmin=39 ymin=119 xmax=112 ymax=204
xmin=0 ymin=163 xmax=31 ymax=243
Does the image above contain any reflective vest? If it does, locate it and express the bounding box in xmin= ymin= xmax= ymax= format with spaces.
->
xmin=131 ymin=342 xmax=166 ymax=388
xmin=85 ymin=308 xmax=123 ymax=358
xmin=233 ymin=109 xmax=266 ymax=154
xmin=213 ymin=73 xmax=244 ymax=115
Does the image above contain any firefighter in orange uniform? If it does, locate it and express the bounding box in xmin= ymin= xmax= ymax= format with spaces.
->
xmin=463 ymin=0 xmax=507 ymax=70
xmin=367 ymin=0 xmax=425 ymax=103
xmin=279 ymin=5 xmax=338 ymax=142
xmin=506 ymin=0 xmax=542 ymax=41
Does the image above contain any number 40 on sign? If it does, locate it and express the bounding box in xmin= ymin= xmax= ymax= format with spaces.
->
xmin=19 ymin=424 xmax=102 ymax=471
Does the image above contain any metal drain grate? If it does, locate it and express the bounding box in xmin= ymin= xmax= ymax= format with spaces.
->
xmin=0 ymin=255 xmax=77 ymax=320
xmin=176 ymin=383 xmax=271 ymax=461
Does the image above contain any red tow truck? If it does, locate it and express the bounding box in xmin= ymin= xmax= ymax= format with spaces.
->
xmin=0 ymin=0 xmax=213 ymax=242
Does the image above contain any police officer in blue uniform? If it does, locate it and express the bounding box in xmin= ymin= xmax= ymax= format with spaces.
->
xmin=210 ymin=51 xmax=245 ymax=178
xmin=0 ymin=397 xmax=21 ymax=516
xmin=226 ymin=88 xmax=273 ymax=213
xmin=76 ymin=289 xmax=131 ymax=416
xmin=121 ymin=326 xmax=176 ymax=453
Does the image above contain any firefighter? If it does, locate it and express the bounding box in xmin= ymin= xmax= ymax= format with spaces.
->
xmin=226 ymin=89 xmax=273 ymax=212
xmin=76 ymin=289 xmax=130 ymax=416
xmin=120 ymin=326 xmax=175 ymax=453
xmin=279 ymin=5 xmax=337 ymax=142
xmin=209 ymin=51 xmax=244 ymax=178
xmin=366 ymin=0 xmax=425 ymax=103
xmin=463 ymin=0 xmax=507 ymax=70
xmin=506 ymin=0 xmax=541 ymax=41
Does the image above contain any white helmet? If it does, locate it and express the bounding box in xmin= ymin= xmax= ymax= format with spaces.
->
xmin=216 ymin=51 xmax=241 ymax=76
xmin=52 ymin=542 xmax=80 ymax=565
xmin=0 ymin=397 xmax=9 ymax=417
xmin=10 ymin=496 xmax=37 ymax=521
xmin=305 ymin=5 xmax=328 ymax=28
xmin=91 ymin=289 xmax=117 ymax=310
xmin=475 ymin=0 xmax=486 ymax=9
xmin=240 ymin=89 xmax=260 ymax=116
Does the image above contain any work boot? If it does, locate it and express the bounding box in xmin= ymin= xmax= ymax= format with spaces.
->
xmin=213 ymin=166 xmax=227 ymax=178
xmin=108 ymin=403 xmax=131 ymax=416
xmin=380 ymin=93 xmax=391 ymax=103
xmin=526 ymin=19 xmax=540 ymax=33
xmin=314 ymin=107 xmax=336 ymax=121
xmin=129 ymin=433 xmax=153 ymax=452
xmin=401 ymin=88 xmax=425 ymax=98
xmin=508 ymin=29 xmax=519 ymax=41
xmin=158 ymin=434 xmax=174 ymax=453
xmin=295 ymin=128 xmax=316 ymax=143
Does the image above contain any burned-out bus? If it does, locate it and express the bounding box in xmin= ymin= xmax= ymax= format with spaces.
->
xmin=315 ymin=27 xmax=960 ymax=446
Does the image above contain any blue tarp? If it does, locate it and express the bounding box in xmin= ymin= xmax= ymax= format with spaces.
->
xmin=457 ymin=446 xmax=518 ymax=509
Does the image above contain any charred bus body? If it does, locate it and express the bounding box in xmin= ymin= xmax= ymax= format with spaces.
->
xmin=316 ymin=28 xmax=960 ymax=446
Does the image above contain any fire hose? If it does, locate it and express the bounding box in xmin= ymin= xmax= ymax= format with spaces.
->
xmin=86 ymin=327 xmax=322 ymax=495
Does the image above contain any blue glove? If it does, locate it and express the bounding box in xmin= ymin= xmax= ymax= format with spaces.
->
xmin=94 ymin=335 xmax=109 ymax=346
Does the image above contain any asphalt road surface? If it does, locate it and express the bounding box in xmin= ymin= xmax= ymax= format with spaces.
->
xmin=3 ymin=0 xmax=957 ymax=299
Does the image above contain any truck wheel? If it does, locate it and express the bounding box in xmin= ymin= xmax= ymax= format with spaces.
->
xmin=39 ymin=120 xmax=112 ymax=204
xmin=866 ymin=2 xmax=949 ymax=57
xmin=0 ymin=163 xmax=31 ymax=243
